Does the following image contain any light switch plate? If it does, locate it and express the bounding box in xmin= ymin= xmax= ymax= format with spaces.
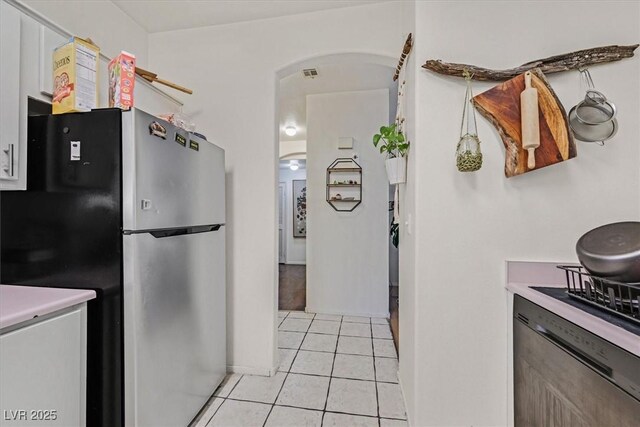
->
xmin=338 ymin=137 xmax=353 ymax=149
xmin=405 ymin=213 xmax=412 ymax=235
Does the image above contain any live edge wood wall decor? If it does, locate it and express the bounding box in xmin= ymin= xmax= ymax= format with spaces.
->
xmin=393 ymin=33 xmax=413 ymax=81
xmin=472 ymin=69 xmax=576 ymax=177
xmin=421 ymin=43 xmax=638 ymax=177
xmin=422 ymin=44 xmax=639 ymax=81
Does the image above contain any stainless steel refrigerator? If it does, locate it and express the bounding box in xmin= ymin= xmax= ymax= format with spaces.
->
xmin=1 ymin=107 xmax=226 ymax=427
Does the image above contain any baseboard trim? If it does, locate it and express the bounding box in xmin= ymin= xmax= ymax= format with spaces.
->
xmin=397 ymin=375 xmax=413 ymax=426
xmin=283 ymin=260 xmax=306 ymax=265
xmin=305 ymin=307 xmax=390 ymax=319
xmin=227 ymin=364 xmax=277 ymax=377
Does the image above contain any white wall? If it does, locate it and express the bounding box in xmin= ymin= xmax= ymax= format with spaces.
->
xmin=279 ymin=167 xmax=307 ymax=265
xmin=397 ymin=2 xmax=417 ymax=423
xmin=20 ymin=0 xmax=149 ymax=67
xmin=401 ymin=1 xmax=640 ymax=426
xmin=306 ymin=89 xmax=390 ymax=317
xmin=148 ymin=3 xmax=404 ymax=375
xmin=280 ymin=140 xmax=307 ymax=159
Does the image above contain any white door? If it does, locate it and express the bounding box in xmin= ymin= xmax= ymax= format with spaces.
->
xmin=278 ymin=182 xmax=286 ymax=263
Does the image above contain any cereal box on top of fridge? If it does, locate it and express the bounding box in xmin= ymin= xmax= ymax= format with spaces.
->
xmin=52 ymin=37 xmax=99 ymax=114
xmin=108 ymin=51 xmax=136 ymax=110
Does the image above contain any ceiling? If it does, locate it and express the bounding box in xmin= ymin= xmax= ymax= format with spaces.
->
xmin=279 ymin=62 xmax=397 ymax=144
xmin=279 ymin=159 xmax=306 ymax=170
xmin=111 ymin=1 xmax=388 ymax=33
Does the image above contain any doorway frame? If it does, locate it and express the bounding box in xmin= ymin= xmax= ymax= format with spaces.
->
xmin=272 ymin=52 xmax=397 ymax=366
xmin=278 ymin=181 xmax=286 ymax=264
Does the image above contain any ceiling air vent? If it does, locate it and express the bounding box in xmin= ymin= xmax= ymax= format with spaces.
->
xmin=302 ymin=68 xmax=318 ymax=79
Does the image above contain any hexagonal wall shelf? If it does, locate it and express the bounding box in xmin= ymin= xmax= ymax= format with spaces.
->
xmin=326 ymin=158 xmax=362 ymax=212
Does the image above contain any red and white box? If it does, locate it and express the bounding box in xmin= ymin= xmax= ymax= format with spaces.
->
xmin=108 ymin=51 xmax=136 ymax=110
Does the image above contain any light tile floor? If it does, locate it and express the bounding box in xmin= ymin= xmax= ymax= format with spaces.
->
xmin=193 ymin=311 xmax=407 ymax=427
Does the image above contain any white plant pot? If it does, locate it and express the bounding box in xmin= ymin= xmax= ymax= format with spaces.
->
xmin=385 ymin=157 xmax=406 ymax=184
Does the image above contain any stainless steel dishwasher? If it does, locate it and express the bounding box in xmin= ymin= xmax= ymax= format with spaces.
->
xmin=513 ymin=295 xmax=640 ymax=426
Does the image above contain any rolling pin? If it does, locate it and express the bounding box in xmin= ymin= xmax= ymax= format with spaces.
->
xmin=520 ymin=71 xmax=540 ymax=169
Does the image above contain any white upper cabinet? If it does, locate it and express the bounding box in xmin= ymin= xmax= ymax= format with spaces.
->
xmin=0 ymin=0 xmax=182 ymax=191
xmin=0 ymin=1 xmax=22 ymax=188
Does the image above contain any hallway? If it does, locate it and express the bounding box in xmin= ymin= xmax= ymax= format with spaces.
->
xmin=194 ymin=311 xmax=406 ymax=426
xmin=279 ymin=264 xmax=306 ymax=311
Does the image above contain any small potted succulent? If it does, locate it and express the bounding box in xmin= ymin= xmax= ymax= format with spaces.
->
xmin=373 ymin=124 xmax=409 ymax=184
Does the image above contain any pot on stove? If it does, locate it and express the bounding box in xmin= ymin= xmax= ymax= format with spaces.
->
xmin=576 ymin=221 xmax=640 ymax=283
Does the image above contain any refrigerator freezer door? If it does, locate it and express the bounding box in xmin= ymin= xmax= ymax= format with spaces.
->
xmin=122 ymin=109 xmax=225 ymax=231
xmin=123 ymin=229 xmax=226 ymax=427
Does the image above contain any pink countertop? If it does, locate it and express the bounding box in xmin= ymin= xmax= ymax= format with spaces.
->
xmin=506 ymin=261 xmax=639 ymax=357
xmin=0 ymin=285 xmax=96 ymax=330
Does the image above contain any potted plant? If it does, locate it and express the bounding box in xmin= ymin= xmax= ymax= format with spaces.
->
xmin=373 ymin=124 xmax=409 ymax=184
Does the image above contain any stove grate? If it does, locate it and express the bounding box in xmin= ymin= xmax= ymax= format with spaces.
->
xmin=557 ymin=265 xmax=640 ymax=326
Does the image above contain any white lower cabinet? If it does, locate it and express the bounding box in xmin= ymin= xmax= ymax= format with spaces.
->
xmin=0 ymin=304 xmax=87 ymax=427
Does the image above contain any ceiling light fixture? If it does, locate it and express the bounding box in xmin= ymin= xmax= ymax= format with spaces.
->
xmin=289 ymin=160 xmax=299 ymax=171
xmin=284 ymin=126 xmax=297 ymax=136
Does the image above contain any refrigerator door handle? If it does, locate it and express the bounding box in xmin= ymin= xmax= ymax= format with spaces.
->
xmin=123 ymin=224 xmax=224 ymax=238
xmin=150 ymin=224 xmax=222 ymax=238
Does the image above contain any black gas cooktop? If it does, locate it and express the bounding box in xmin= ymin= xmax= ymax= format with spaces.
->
xmin=532 ymin=286 xmax=640 ymax=337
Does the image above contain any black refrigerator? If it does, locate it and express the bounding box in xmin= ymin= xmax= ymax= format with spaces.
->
xmin=1 ymin=107 xmax=227 ymax=427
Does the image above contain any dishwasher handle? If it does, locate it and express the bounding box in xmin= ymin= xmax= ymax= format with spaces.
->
xmin=535 ymin=324 xmax=613 ymax=378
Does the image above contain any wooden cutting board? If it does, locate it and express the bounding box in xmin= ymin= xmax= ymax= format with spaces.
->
xmin=472 ymin=68 xmax=576 ymax=177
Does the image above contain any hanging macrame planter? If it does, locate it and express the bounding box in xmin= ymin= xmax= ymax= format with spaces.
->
xmin=456 ymin=70 xmax=483 ymax=172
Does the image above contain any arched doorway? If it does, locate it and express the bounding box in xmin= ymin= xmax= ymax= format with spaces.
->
xmin=274 ymin=52 xmax=399 ymax=360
